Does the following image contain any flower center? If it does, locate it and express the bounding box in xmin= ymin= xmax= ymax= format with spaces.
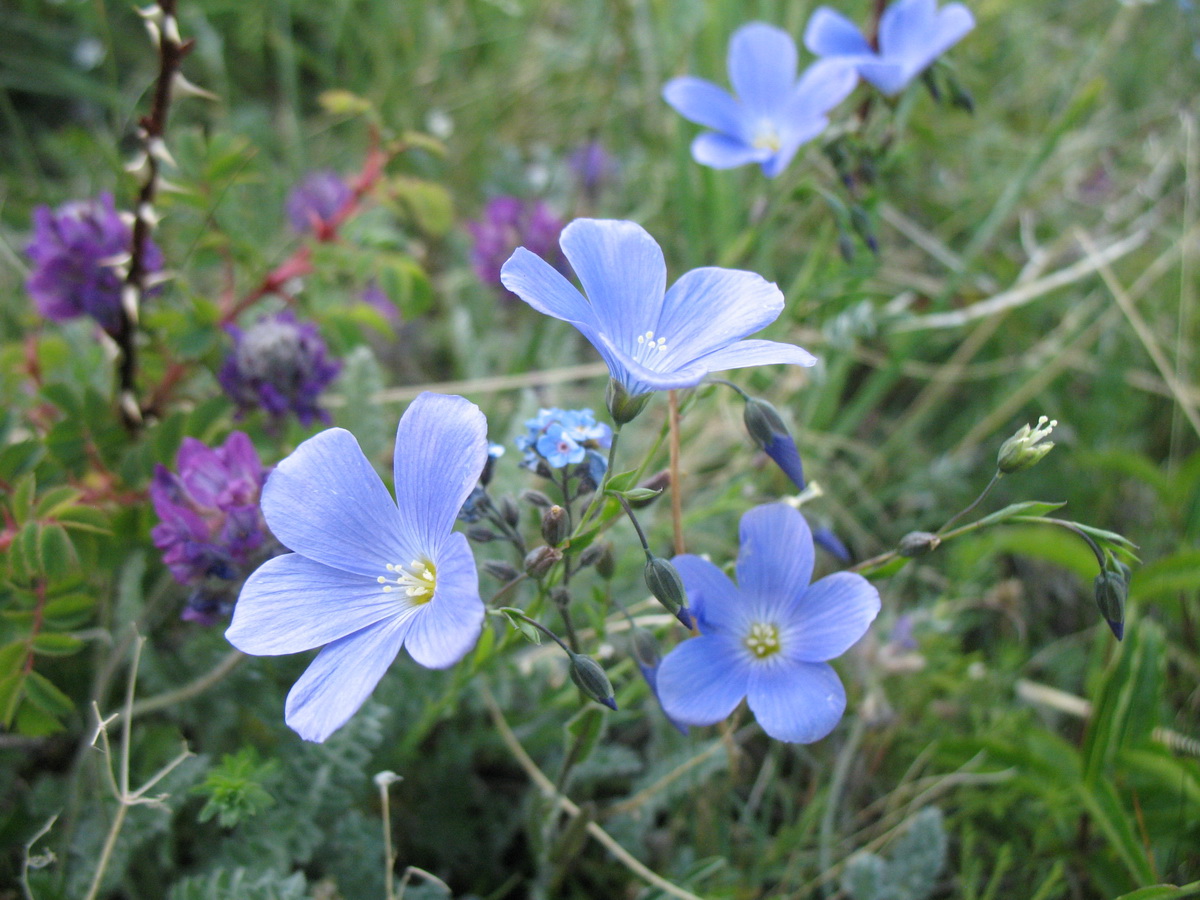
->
xmin=743 ymin=622 xmax=781 ymax=659
xmin=377 ymin=559 xmax=437 ymax=605
xmin=752 ymin=125 xmax=781 ymax=152
xmin=634 ymin=330 xmax=668 ymax=365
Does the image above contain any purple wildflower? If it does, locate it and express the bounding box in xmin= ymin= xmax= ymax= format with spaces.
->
xmin=150 ymin=432 xmax=270 ymax=592
xmin=567 ymin=141 xmax=619 ymax=199
xmin=218 ymin=311 xmax=341 ymax=425
xmin=25 ymin=192 xmax=163 ymax=336
xmin=286 ymin=170 xmax=353 ymax=235
xmin=467 ymin=197 xmax=566 ymax=291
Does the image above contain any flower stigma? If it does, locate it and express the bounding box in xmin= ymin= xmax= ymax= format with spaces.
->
xmin=378 ymin=559 xmax=437 ymax=605
xmin=744 ymin=621 xmax=782 ymax=659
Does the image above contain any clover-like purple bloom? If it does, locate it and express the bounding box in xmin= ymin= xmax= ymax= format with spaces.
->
xmin=150 ymin=431 xmax=269 ymax=588
xmin=804 ymin=0 xmax=974 ymax=96
xmin=219 ymin=311 xmax=341 ymax=425
xmin=500 ymin=219 xmax=816 ymax=398
xmin=286 ymin=170 xmax=352 ymax=235
xmin=467 ymin=197 xmax=566 ymax=292
xmin=657 ymin=504 xmax=880 ymax=743
xmin=662 ymin=22 xmax=857 ymax=177
xmin=226 ymin=392 xmax=489 ymax=742
xmin=25 ymin=192 xmax=163 ymax=336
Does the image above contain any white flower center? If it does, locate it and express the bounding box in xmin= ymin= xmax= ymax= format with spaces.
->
xmin=377 ymin=559 xmax=437 ymax=605
xmin=743 ymin=621 xmax=781 ymax=659
xmin=752 ymin=124 xmax=781 ymax=152
xmin=634 ymin=330 xmax=668 ymax=365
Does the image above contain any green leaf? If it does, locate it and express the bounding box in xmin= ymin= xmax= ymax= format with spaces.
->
xmin=24 ymin=669 xmax=74 ymax=716
xmin=613 ymin=487 xmax=661 ymax=503
xmin=1075 ymin=776 xmax=1156 ymax=886
xmin=55 ymin=504 xmax=112 ymax=535
xmin=31 ymin=632 xmax=84 ymax=657
xmin=10 ymin=473 xmax=36 ymax=525
xmin=970 ymin=500 xmax=1066 ymax=530
xmin=34 ymin=485 xmax=82 ymax=519
xmin=14 ymin=699 xmax=65 ymax=737
xmin=37 ymin=522 xmax=78 ymax=581
xmin=1113 ymin=884 xmax=1200 ymax=900
xmin=0 ymin=671 xmax=25 ymax=728
xmin=43 ymin=593 xmax=96 ymax=628
xmin=0 ymin=440 xmax=44 ymax=482
xmin=389 ymin=176 xmax=455 ymax=237
xmin=499 ymin=608 xmax=541 ymax=645
xmin=603 ymin=469 xmax=640 ymax=494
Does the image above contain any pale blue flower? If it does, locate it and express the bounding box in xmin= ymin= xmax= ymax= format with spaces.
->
xmin=662 ymin=22 xmax=857 ymax=177
xmin=537 ymin=423 xmax=586 ymax=468
xmin=226 ymin=392 xmax=489 ymax=742
xmin=500 ymin=218 xmax=816 ymax=398
xmin=805 ymin=0 xmax=974 ymax=96
xmin=657 ymin=504 xmax=880 ymax=743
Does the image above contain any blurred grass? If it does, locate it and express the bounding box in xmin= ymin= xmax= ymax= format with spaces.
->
xmin=1 ymin=0 xmax=1199 ymax=896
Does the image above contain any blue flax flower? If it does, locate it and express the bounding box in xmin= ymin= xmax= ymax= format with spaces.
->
xmin=662 ymin=22 xmax=857 ymax=177
xmin=226 ymin=392 xmax=488 ymax=742
xmin=500 ymin=219 xmax=816 ymax=398
xmin=804 ymin=0 xmax=974 ymax=96
xmin=657 ymin=504 xmax=880 ymax=743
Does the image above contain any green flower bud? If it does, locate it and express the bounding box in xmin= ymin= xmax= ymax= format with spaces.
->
xmin=568 ymin=653 xmax=617 ymax=710
xmin=605 ymin=378 xmax=651 ymax=425
xmin=541 ymin=505 xmax=569 ymax=546
xmin=466 ymin=525 xmax=497 ymax=543
xmin=644 ymin=556 xmax=693 ymax=628
xmin=481 ymin=560 xmax=520 ymax=582
xmin=743 ymin=397 xmax=789 ymax=450
xmin=521 ymin=489 xmax=554 ymax=509
xmin=1094 ymin=561 xmax=1131 ymax=641
xmin=898 ymin=531 xmax=941 ymax=558
xmin=523 ymin=545 xmax=562 ymax=579
xmin=997 ymin=416 xmax=1057 ymax=474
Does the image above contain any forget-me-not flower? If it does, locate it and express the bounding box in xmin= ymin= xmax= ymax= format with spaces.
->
xmin=226 ymin=392 xmax=489 ymax=742
xmin=500 ymin=219 xmax=816 ymax=400
xmin=804 ymin=0 xmax=974 ymax=96
xmin=662 ymin=22 xmax=857 ymax=177
xmin=657 ymin=504 xmax=880 ymax=743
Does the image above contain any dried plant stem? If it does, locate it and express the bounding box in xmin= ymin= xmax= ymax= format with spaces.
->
xmin=479 ymin=683 xmax=710 ymax=900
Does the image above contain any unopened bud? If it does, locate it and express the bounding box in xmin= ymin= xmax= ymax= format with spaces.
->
xmin=499 ymin=495 xmax=520 ymax=528
xmin=550 ymin=585 xmax=571 ymax=609
xmin=481 ymin=560 xmax=520 ymax=582
xmin=605 ymin=378 xmax=650 ymax=425
xmin=997 ymin=416 xmax=1057 ymax=474
xmin=1094 ymin=561 xmax=1131 ymax=641
xmin=568 ymin=653 xmax=617 ymax=710
xmin=583 ymin=541 xmax=615 ymax=579
xmin=644 ymin=557 xmax=692 ymax=628
xmin=629 ymin=627 xmax=661 ymax=671
xmin=743 ymin=397 xmax=805 ymax=490
xmin=524 ymin=545 xmax=562 ymax=579
xmin=466 ymin=525 xmax=497 ymax=543
xmin=629 ymin=471 xmax=671 ymax=508
xmin=541 ymin=505 xmax=569 ymax=546
xmin=898 ymin=531 xmax=941 ymax=558
xmin=521 ymin=489 xmax=554 ymax=509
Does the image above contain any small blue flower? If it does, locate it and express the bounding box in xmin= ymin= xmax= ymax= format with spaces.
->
xmin=662 ymin=22 xmax=857 ymax=177
xmin=501 ymin=219 xmax=816 ymax=398
xmin=657 ymin=504 xmax=880 ymax=743
xmin=537 ymin=423 xmax=586 ymax=468
xmin=226 ymin=392 xmax=489 ymax=742
xmin=804 ymin=0 xmax=974 ymax=96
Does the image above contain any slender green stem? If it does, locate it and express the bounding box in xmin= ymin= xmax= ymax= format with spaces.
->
xmin=938 ymin=470 xmax=1003 ymax=535
xmin=506 ymin=609 xmax=573 ymax=658
xmin=614 ymin=494 xmax=653 ymax=561
xmin=667 ymin=390 xmax=685 ymax=555
xmin=575 ymin=427 xmax=621 ymax=534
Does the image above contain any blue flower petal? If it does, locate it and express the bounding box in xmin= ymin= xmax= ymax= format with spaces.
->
xmin=404 ymin=532 xmax=484 ymax=668
xmin=559 ymin=219 xmax=666 ymax=349
xmin=284 ymin=613 xmax=416 ymax=742
xmin=856 ymin=61 xmax=912 ymax=95
xmin=804 ymin=7 xmax=873 ymax=57
xmin=657 ymin=633 xmax=751 ymax=726
xmin=692 ymin=338 xmax=817 ymax=374
xmin=226 ymin=553 xmax=403 ymax=655
xmin=261 ymin=428 xmax=407 ymax=577
xmin=672 ymin=554 xmax=742 ymax=634
xmin=727 ymin=22 xmax=798 ymax=119
xmin=591 ymin=330 xmax=710 ymax=395
xmin=747 ymin=660 xmax=846 ymax=743
xmin=662 ymin=76 xmax=746 ymax=138
xmin=762 ymin=431 xmax=806 ymax=491
xmin=785 ymin=59 xmax=860 ymax=126
xmin=691 ymin=133 xmax=774 ymax=170
xmin=879 ymin=0 xmax=974 ymax=90
xmin=657 ymin=267 xmax=784 ymax=368
xmin=783 ymin=572 xmax=880 ymax=662
xmin=500 ymin=247 xmax=597 ymax=332
xmin=392 ymin=393 xmax=488 ymax=556
xmin=735 ymin=504 xmax=814 ymax=606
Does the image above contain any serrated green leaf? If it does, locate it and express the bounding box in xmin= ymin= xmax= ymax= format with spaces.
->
xmin=37 ymin=523 xmax=78 ymax=580
xmin=13 ymin=520 xmax=41 ymax=581
xmin=31 ymin=632 xmax=84 ymax=657
xmin=24 ymin=669 xmax=74 ymax=716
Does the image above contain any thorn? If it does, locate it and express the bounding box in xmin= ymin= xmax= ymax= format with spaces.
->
xmin=156 ymin=177 xmax=188 ymax=194
xmin=124 ymin=151 xmax=150 ymax=176
xmin=162 ymin=14 xmax=182 ymax=47
xmin=137 ymin=202 xmax=161 ymax=227
xmin=147 ymin=137 xmax=176 ymax=168
xmin=120 ymin=391 xmax=144 ymax=426
xmin=121 ymin=285 xmax=140 ymax=326
xmin=172 ymin=72 xmax=218 ymax=101
xmin=143 ymin=19 xmax=161 ymax=48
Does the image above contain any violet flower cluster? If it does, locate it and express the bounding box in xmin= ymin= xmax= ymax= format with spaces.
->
xmin=286 ymin=170 xmax=352 ymax=235
xmin=219 ymin=311 xmax=342 ymax=426
xmin=25 ymin=192 xmax=163 ymax=336
xmin=150 ymin=432 xmax=270 ymax=623
xmin=467 ymin=197 xmax=566 ymax=292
